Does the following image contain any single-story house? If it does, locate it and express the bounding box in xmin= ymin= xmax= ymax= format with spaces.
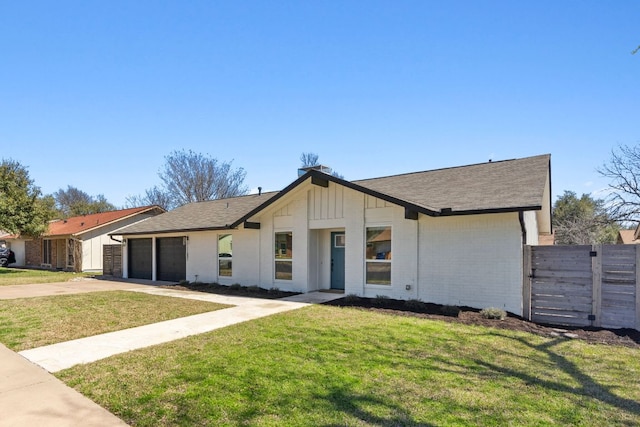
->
xmin=0 ymin=232 xmax=27 ymax=266
xmin=25 ymin=206 xmax=164 ymax=272
xmin=617 ymin=227 xmax=640 ymax=244
xmin=115 ymin=154 xmax=551 ymax=316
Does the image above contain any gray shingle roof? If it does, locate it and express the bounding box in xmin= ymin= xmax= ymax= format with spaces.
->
xmin=117 ymin=154 xmax=550 ymax=235
xmin=116 ymin=192 xmax=278 ymax=235
xmin=353 ymin=154 xmax=550 ymax=213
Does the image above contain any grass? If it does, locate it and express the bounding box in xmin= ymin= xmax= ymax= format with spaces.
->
xmin=0 ymin=291 xmax=231 ymax=351
xmin=57 ymin=305 xmax=640 ymax=426
xmin=0 ymin=267 xmax=98 ymax=286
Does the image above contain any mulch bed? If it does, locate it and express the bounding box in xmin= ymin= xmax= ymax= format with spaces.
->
xmin=324 ymin=297 xmax=640 ymax=349
xmin=158 ymin=282 xmax=300 ymax=299
xmin=158 ymin=283 xmax=639 ymax=348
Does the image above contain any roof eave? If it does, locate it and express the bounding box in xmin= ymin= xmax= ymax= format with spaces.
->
xmin=114 ymin=225 xmax=232 ymax=237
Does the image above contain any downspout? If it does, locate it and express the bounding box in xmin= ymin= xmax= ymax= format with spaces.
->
xmin=518 ymin=211 xmax=527 ymax=245
xmin=110 ymin=235 xmax=122 ymax=243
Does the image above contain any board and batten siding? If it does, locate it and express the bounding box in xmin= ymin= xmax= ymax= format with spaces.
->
xmin=418 ymin=212 xmax=524 ymax=315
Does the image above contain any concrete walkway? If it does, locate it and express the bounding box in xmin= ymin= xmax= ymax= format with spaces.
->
xmin=19 ymin=289 xmax=313 ymax=372
xmin=0 ymin=280 xmax=344 ymax=425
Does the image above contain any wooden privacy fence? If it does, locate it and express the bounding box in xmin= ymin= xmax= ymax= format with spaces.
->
xmin=523 ymin=244 xmax=640 ymax=330
xmin=103 ymin=244 xmax=122 ymax=277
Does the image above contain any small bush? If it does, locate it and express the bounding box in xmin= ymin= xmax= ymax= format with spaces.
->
xmin=343 ymin=293 xmax=361 ymax=302
xmin=404 ymin=299 xmax=425 ymax=310
xmin=373 ymin=294 xmax=390 ymax=306
xmin=480 ymin=307 xmax=507 ymax=320
xmin=247 ymin=285 xmax=260 ymax=292
xmin=440 ymin=305 xmax=461 ymax=317
xmin=268 ymin=287 xmax=280 ymax=294
xmin=229 ymin=283 xmax=243 ymax=291
xmin=178 ymin=280 xmax=190 ymax=286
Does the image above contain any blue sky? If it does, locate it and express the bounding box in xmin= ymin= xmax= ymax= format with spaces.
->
xmin=1 ymin=1 xmax=638 ymax=207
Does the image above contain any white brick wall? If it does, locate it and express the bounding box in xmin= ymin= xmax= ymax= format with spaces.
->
xmin=418 ymin=213 xmax=523 ymax=314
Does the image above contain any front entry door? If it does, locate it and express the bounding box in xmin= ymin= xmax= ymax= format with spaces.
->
xmin=330 ymin=232 xmax=345 ymax=290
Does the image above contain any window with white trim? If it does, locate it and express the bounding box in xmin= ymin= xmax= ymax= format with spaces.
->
xmin=218 ymin=234 xmax=233 ymax=277
xmin=365 ymin=226 xmax=391 ymax=285
xmin=274 ymin=231 xmax=293 ymax=280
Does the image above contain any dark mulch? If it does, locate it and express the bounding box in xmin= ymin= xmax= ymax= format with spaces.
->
xmin=158 ymin=282 xmax=300 ymax=299
xmin=324 ymin=297 xmax=640 ymax=349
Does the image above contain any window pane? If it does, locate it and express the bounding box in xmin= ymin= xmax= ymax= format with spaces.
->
xmin=366 ymin=227 xmax=391 ymax=260
xmin=275 ymin=261 xmax=292 ymax=280
xmin=366 ymin=262 xmax=391 ymax=285
xmin=219 ymin=260 xmax=232 ymax=277
xmin=275 ymin=232 xmax=293 ymax=259
xmin=218 ymin=234 xmax=232 ymax=257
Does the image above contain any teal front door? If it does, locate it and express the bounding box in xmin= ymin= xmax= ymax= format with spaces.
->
xmin=330 ymin=232 xmax=345 ymax=290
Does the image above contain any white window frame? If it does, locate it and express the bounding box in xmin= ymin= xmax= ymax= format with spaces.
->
xmin=274 ymin=230 xmax=293 ymax=281
xmin=217 ymin=234 xmax=233 ymax=278
xmin=364 ymin=224 xmax=392 ymax=286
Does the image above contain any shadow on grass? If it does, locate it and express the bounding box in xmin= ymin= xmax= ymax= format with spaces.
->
xmin=314 ymin=385 xmax=436 ymax=427
xmin=475 ymin=332 xmax=640 ymax=417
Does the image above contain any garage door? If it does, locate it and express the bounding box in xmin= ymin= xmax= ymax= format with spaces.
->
xmin=156 ymin=237 xmax=186 ymax=282
xmin=128 ymin=238 xmax=152 ymax=280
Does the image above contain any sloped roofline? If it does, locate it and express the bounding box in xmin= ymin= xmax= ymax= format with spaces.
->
xmin=230 ymin=158 xmax=548 ymax=228
xmin=47 ymin=205 xmax=165 ymax=238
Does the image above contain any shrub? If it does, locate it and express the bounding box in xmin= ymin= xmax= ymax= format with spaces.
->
xmin=440 ymin=305 xmax=461 ymax=317
xmin=229 ymin=283 xmax=243 ymax=291
xmin=178 ymin=280 xmax=190 ymax=286
xmin=268 ymin=287 xmax=280 ymax=294
xmin=247 ymin=285 xmax=260 ymax=292
xmin=343 ymin=293 xmax=361 ymax=302
xmin=373 ymin=294 xmax=390 ymax=306
xmin=480 ymin=307 xmax=507 ymax=320
xmin=404 ymin=299 xmax=425 ymax=310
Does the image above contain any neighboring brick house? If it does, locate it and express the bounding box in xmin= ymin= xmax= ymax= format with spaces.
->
xmin=116 ymin=155 xmax=552 ymax=316
xmin=25 ymin=206 xmax=164 ymax=272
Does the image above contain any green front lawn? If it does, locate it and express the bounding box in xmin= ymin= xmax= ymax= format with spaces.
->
xmin=0 ymin=267 xmax=98 ymax=286
xmin=58 ymin=305 xmax=640 ymax=426
xmin=0 ymin=291 xmax=230 ymax=350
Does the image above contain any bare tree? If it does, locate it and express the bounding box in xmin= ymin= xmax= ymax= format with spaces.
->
xmin=299 ymin=152 xmax=344 ymax=179
xmin=125 ymin=186 xmax=173 ymax=211
xmin=598 ymin=144 xmax=640 ymax=224
xmin=160 ymin=150 xmax=248 ymax=206
xmin=128 ymin=150 xmax=248 ymax=210
xmin=53 ymin=185 xmax=115 ymax=217
xmin=300 ymin=152 xmax=320 ymax=168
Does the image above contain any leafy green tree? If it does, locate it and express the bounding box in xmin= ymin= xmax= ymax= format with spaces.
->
xmin=53 ymin=186 xmax=116 ymax=217
xmin=553 ymin=191 xmax=619 ymax=245
xmin=0 ymin=159 xmax=55 ymax=236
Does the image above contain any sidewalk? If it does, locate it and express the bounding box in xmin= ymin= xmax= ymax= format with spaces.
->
xmin=0 ymin=280 xmax=343 ymax=425
xmin=0 ymin=343 xmax=127 ymax=427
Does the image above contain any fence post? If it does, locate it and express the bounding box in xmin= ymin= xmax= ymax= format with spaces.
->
xmin=522 ymin=245 xmax=532 ymax=320
xmin=636 ymin=245 xmax=640 ymax=331
xmin=591 ymin=244 xmax=602 ymax=328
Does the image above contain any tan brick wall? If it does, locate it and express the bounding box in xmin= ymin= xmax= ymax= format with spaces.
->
xmin=25 ymin=238 xmax=42 ymax=266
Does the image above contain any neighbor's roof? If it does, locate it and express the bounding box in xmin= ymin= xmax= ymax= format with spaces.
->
xmin=116 ymin=154 xmax=551 ymax=236
xmin=618 ymin=229 xmax=640 ymax=245
xmin=46 ymin=206 xmax=164 ymax=237
xmin=115 ymin=192 xmax=279 ymax=235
